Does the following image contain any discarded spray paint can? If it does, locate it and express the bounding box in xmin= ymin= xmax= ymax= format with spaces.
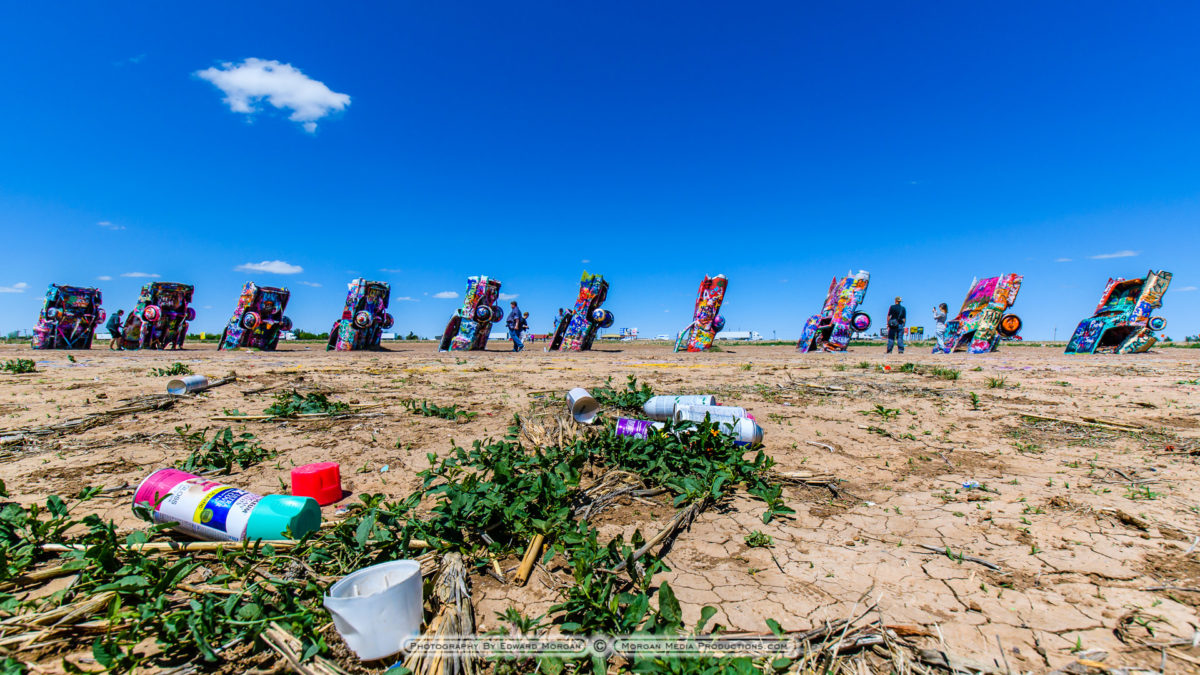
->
xmin=566 ymin=388 xmax=601 ymax=424
xmin=672 ymin=405 xmax=747 ymax=425
xmin=133 ymin=468 xmax=321 ymax=542
xmin=616 ymin=416 xmax=762 ymax=445
xmin=642 ymin=395 xmax=717 ymax=421
xmin=615 ymin=417 xmax=665 ymax=439
xmin=167 ymin=375 xmax=209 ymax=395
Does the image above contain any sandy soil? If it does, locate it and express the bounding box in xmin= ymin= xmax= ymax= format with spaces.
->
xmin=2 ymin=341 xmax=1198 ymax=673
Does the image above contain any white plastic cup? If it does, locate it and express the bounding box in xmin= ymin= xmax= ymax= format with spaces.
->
xmin=566 ymin=388 xmax=601 ymax=424
xmin=642 ymin=395 xmax=717 ymax=421
xmin=167 ymin=375 xmax=209 ymax=395
xmin=324 ymin=560 xmax=423 ymax=661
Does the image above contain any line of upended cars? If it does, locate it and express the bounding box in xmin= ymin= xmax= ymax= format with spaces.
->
xmin=32 ymin=278 xmax=396 ymax=352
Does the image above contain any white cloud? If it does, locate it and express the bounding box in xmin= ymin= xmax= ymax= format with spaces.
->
xmin=498 ymin=293 xmax=519 ymax=301
xmin=394 ymin=296 xmax=418 ymax=302
xmin=97 ymin=220 xmax=125 ymax=231
xmin=379 ymin=268 xmax=403 ymax=274
xmin=298 ymin=281 xmax=322 ymax=287
xmin=97 ymin=275 xmax=113 ymax=281
xmin=1055 ymin=258 xmax=1072 ymax=263
xmin=121 ymin=272 xmax=160 ymax=278
xmin=1090 ymin=250 xmax=1139 ymax=260
xmin=196 ymin=58 xmax=350 ymax=133
xmin=663 ymin=309 xmax=670 ymax=313
xmin=0 ymin=282 xmax=28 ymax=294
xmin=235 ymin=260 xmax=303 ymax=275
xmin=1176 ymin=286 xmax=1197 ymax=292
xmin=432 ymin=291 xmax=459 ymax=299
xmin=581 ymin=259 xmax=590 ymax=264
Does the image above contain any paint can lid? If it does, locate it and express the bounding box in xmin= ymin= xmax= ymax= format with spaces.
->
xmin=291 ymin=462 xmax=343 ymax=506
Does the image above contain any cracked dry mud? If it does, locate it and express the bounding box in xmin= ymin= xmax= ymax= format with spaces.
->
xmin=2 ymin=342 xmax=1198 ymax=673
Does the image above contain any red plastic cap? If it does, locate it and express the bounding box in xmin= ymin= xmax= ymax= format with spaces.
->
xmin=291 ymin=462 xmax=342 ymax=506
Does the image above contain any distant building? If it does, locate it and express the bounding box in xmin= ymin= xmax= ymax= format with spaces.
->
xmin=716 ymin=331 xmax=763 ymax=341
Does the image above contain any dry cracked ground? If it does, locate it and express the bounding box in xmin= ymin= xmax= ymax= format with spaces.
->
xmin=1 ymin=341 xmax=1198 ymax=673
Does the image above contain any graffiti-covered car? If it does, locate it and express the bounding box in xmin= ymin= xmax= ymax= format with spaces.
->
xmin=797 ymin=270 xmax=871 ymax=353
xmin=438 ymin=276 xmax=503 ymax=352
xmin=32 ymin=284 xmax=105 ymax=350
xmin=1065 ymin=270 xmax=1172 ymax=354
xmin=327 ymin=278 xmax=393 ymax=351
xmin=548 ymin=272 xmax=612 ymax=351
xmin=935 ymin=274 xmax=1023 ymax=354
xmin=675 ymin=274 xmax=727 ymax=352
xmin=218 ymin=282 xmax=292 ymax=351
xmin=119 ymin=282 xmax=194 ymax=350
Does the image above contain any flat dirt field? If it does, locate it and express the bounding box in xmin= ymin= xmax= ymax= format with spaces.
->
xmin=2 ymin=341 xmax=1198 ymax=673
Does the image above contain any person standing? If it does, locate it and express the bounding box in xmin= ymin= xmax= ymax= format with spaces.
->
xmin=886 ymin=296 xmax=906 ymax=354
xmin=553 ymin=308 xmax=566 ymax=328
xmin=106 ymin=310 xmax=125 ymax=350
xmin=932 ymin=303 xmax=949 ymax=353
xmin=506 ymin=301 xmax=524 ymax=352
xmin=521 ymin=312 xmax=531 ymax=343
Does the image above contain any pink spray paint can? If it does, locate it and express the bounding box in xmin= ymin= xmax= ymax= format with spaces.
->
xmin=133 ymin=468 xmax=263 ymax=542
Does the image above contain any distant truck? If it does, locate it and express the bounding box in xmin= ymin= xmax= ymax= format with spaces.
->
xmin=716 ymin=331 xmax=763 ymax=341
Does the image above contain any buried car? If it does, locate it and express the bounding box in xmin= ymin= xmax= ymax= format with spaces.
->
xmin=118 ymin=282 xmax=194 ymax=350
xmin=438 ymin=276 xmax=503 ymax=351
xmin=1065 ymin=270 xmax=1172 ymax=354
xmin=32 ymin=284 xmax=105 ymax=350
xmin=936 ymin=274 xmax=1023 ymax=354
xmin=675 ymin=274 xmax=727 ymax=352
xmin=797 ymin=270 xmax=871 ymax=352
xmin=327 ymin=278 xmax=393 ymax=351
xmin=218 ymin=282 xmax=293 ymax=351
xmin=548 ymin=271 xmax=612 ymax=351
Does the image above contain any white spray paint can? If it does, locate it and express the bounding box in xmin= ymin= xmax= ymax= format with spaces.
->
xmin=642 ymin=395 xmax=717 ymax=421
xmin=672 ymin=405 xmax=747 ymax=425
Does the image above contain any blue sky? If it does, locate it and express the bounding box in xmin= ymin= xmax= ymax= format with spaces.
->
xmin=1 ymin=2 xmax=1198 ymax=341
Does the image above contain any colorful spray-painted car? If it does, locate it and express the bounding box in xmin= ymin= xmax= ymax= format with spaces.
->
xmin=118 ymin=282 xmax=195 ymax=350
xmin=217 ymin=282 xmax=293 ymax=351
xmin=438 ymin=276 xmax=503 ymax=351
xmin=32 ymin=284 xmax=105 ymax=350
xmin=548 ymin=272 xmax=612 ymax=351
xmin=675 ymin=274 xmax=727 ymax=352
xmin=1065 ymin=270 xmax=1172 ymax=354
xmin=936 ymin=274 xmax=1023 ymax=354
xmin=327 ymin=279 xmax=393 ymax=351
xmin=797 ymin=270 xmax=871 ymax=352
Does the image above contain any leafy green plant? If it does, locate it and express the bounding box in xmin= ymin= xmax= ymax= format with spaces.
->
xmin=148 ymin=362 xmax=192 ymax=377
xmin=968 ymin=392 xmax=981 ymax=410
xmin=174 ymin=426 xmax=278 ymax=475
xmin=591 ymin=375 xmax=654 ymax=412
xmin=986 ymin=376 xmax=1007 ymax=389
xmin=1 ymin=359 xmax=35 ymax=374
xmin=400 ymin=398 xmax=477 ymax=421
xmin=263 ymin=390 xmax=349 ymax=417
xmin=860 ymin=405 xmax=900 ymax=421
xmin=931 ymin=366 xmax=961 ymax=381
xmin=744 ymin=530 xmax=774 ymax=548
xmin=1125 ymin=485 xmax=1160 ymax=501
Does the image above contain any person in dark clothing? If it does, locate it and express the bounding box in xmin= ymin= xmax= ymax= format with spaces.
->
xmin=106 ymin=310 xmax=125 ymax=350
xmin=886 ymin=296 xmax=906 ymax=354
xmin=506 ymin=301 xmax=524 ymax=352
